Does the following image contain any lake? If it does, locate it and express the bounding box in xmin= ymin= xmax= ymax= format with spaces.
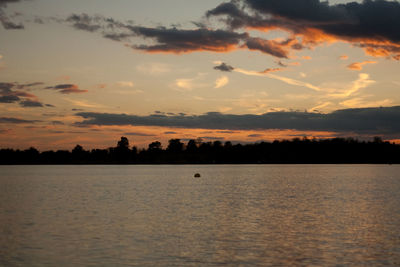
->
xmin=1 ymin=165 xmax=400 ymax=266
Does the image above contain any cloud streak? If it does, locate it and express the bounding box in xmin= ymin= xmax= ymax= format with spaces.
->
xmin=213 ymin=62 xmax=319 ymax=91
xmin=215 ymin=76 xmax=229 ymax=88
xmin=329 ymin=73 xmax=375 ymax=98
xmin=45 ymin=84 xmax=88 ymax=94
xmin=0 ymin=117 xmax=40 ymax=124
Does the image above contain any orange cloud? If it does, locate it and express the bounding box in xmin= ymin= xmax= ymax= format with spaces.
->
xmin=347 ymin=60 xmax=377 ymax=71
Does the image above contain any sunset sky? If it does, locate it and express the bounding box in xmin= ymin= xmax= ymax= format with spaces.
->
xmin=1 ymin=0 xmax=400 ymax=150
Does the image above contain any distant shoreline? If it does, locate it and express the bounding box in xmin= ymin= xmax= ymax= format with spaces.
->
xmin=2 ymin=136 xmax=400 ymax=165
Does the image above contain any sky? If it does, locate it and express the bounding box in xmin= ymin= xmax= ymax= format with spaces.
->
xmin=1 ymin=0 xmax=400 ymax=150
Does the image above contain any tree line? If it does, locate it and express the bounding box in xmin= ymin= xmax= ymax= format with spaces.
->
xmin=1 ymin=136 xmax=399 ymax=164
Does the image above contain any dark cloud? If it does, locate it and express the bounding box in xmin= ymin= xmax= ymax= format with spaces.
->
xmin=214 ymin=62 xmax=235 ymax=72
xmin=249 ymin=0 xmax=400 ymax=42
xmin=129 ymin=26 xmax=248 ymax=53
xmin=1 ymin=20 xmax=23 ymax=29
xmin=75 ymin=106 xmax=400 ymax=137
xmin=0 ymin=94 xmax=20 ymax=103
xmin=0 ymin=117 xmax=39 ymax=124
xmin=0 ymin=82 xmax=14 ymax=93
xmin=124 ymin=132 xmax=157 ymax=137
xmin=63 ymin=13 xmax=297 ymax=57
xmin=0 ymin=81 xmax=39 ymax=104
xmin=66 ymin=13 xmax=252 ymax=54
xmin=67 ymin=13 xmax=251 ymax=53
xmin=46 ymin=84 xmax=88 ymax=94
xmin=206 ymin=1 xmax=272 ymax=30
xmin=15 ymin=82 xmax=44 ymax=89
xmin=164 ymin=131 xmax=178 ymax=135
xmin=210 ymin=0 xmax=400 ymax=42
xmin=67 ymin=13 xmax=103 ymax=32
xmin=0 ymin=0 xmax=25 ymax=30
xmin=19 ymin=100 xmax=44 ymax=107
xmin=103 ymin=33 xmax=133 ymax=41
xmin=0 ymin=82 xmax=41 ymax=95
xmin=207 ymin=0 xmax=400 ymax=60
xmin=0 ymin=81 xmax=52 ymax=108
xmin=200 ymin=136 xmax=225 ymax=141
xmin=245 ymin=37 xmax=289 ymax=58
xmin=63 ymin=1 xmax=400 ymax=59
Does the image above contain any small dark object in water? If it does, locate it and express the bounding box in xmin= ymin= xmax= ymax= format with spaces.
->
xmin=194 ymin=173 xmax=201 ymax=178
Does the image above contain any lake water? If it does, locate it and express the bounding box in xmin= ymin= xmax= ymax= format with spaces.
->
xmin=1 ymin=165 xmax=400 ymax=266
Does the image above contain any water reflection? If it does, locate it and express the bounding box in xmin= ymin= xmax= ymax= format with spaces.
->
xmin=0 ymin=165 xmax=399 ymax=266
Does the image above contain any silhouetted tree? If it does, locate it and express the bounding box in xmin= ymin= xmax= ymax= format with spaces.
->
xmin=72 ymin=144 xmax=86 ymax=163
xmin=72 ymin=144 xmax=84 ymax=154
xmin=186 ymin=139 xmax=198 ymax=153
xmin=1 ymin=136 xmax=400 ymax=164
xmin=117 ymin=137 xmax=130 ymax=149
xmin=116 ymin=136 xmax=131 ymax=163
xmin=167 ymin=139 xmax=184 ymax=153
xmin=148 ymin=141 xmax=162 ymax=151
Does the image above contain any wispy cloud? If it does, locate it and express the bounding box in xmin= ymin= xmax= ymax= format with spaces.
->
xmin=213 ymin=62 xmax=319 ymax=91
xmin=136 ymin=63 xmax=171 ymax=75
xmin=215 ymin=76 xmax=229 ymax=89
xmin=234 ymin=67 xmax=321 ymax=91
xmin=267 ymin=73 xmax=321 ymax=91
xmin=64 ymin=98 xmax=105 ymax=108
xmin=116 ymin=81 xmax=134 ymax=88
xmin=340 ymin=98 xmax=393 ymax=108
xmin=329 ymin=73 xmax=375 ymax=98
xmin=174 ymin=78 xmax=196 ymax=91
xmin=172 ymin=73 xmax=209 ymax=92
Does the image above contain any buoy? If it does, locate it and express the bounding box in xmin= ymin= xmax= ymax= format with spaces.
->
xmin=194 ymin=173 xmax=201 ymax=178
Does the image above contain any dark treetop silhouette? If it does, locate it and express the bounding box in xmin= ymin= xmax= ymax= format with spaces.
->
xmin=1 ymin=136 xmax=400 ymax=164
